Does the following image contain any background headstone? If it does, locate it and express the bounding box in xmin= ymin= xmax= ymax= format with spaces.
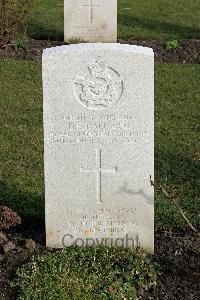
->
xmin=64 ymin=0 xmax=117 ymax=42
xmin=43 ymin=43 xmax=154 ymax=251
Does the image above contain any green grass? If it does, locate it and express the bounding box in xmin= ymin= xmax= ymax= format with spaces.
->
xmin=155 ymin=64 xmax=200 ymax=229
xmin=13 ymin=247 xmax=157 ymax=299
xmin=0 ymin=60 xmax=199 ymax=231
xmin=0 ymin=60 xmax=43 ymax=228
xmin=26 ymin=0 xmax=200 ymax=40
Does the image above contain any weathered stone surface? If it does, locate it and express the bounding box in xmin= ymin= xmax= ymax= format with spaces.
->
xmin=43 ymin=43 xmax=154 ymax=251
xmin=64 ymin=0 xmax=117 ymax=42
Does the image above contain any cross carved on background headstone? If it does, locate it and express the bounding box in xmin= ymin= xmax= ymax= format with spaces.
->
xmin=82 ymin=0 xmax=100 ymax=23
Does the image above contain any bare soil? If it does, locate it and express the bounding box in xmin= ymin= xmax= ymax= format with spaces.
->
xmin=0 ymin=39 xmax=199 ymax=64
xmin=144 ymin=231 xmax=200 ymax=300
xmin=0 ymin=230 xmax=199 ymax=300
xmin=120 ymin=39 xmax=200 ymax=64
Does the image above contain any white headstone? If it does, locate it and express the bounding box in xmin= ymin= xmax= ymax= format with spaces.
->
xmin=64 ymin=0 xmax=117 ymax=42
xmin=43 ymin=43 xmax=154 ymax=252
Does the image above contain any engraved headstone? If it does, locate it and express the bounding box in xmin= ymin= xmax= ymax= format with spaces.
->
xmin=64 ymin=0 xmax=117 ymax=42
xmin=43 ymin=43 xmax=154 ymax=252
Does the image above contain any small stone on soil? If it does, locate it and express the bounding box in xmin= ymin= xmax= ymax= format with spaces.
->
xmin=24 ymin=239 xmax=36 ymax=252
xmin=0 ymin=232 xmax=8 ymax=244
xmin=3 ymin=241 xmax=15 ymax=253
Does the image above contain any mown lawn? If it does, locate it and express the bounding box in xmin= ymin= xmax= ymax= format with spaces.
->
xmin=0 ymin=60 xmax=199 ymax=231
xmin=26 ymin=0 xmax=200 ymax=40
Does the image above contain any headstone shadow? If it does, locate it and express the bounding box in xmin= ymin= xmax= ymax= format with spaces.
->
xmin=118 ymin=182 xmax=154 ymax=206
xmin=118 ymin=15 xmax=200 ymax=39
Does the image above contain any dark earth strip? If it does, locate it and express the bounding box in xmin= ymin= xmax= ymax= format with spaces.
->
xmin=0 ymin=39 xmax=199 ymax=64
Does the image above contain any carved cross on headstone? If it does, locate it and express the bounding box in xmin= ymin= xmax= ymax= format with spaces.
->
xmin=80 ymin=149 xmax=118 ymax=204
xmin=82 ymin=0 xmax=100 ymax=23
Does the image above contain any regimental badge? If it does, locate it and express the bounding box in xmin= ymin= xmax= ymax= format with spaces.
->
xmin=72 ymin=59 xmax=123 ymax=110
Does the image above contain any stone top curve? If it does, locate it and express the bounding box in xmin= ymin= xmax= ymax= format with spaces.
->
xmin=43 ymin=43 xmax=154 ymax=57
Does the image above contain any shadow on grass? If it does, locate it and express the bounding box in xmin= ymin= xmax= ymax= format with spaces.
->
xmin=27 ymin=16 xmax=200 ymax=41
xmin=27 ymin=23 xmax=64 ymax=41
xmin=0 ymin=180 xmax=45 ymax=244
xmin=118 ymin=15 xmax=200 ymax=40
